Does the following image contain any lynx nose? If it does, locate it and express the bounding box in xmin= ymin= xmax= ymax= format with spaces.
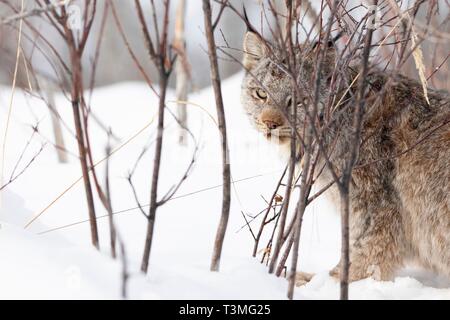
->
xmin=263 ymin=120 xmax=281 ymax=130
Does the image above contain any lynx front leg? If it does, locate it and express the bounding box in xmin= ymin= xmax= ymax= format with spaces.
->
xmin=329 ymin=241 xmax=400 ymax=282
xmin=295 ymin=271 xmax=314 ymax=286
xmin=330 ymin=205 xmax=405 ymax=283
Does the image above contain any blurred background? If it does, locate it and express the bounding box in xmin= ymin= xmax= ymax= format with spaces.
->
xmin=0 ymin=0 xmax=448 ymax=92
xmin=0 ymin=0 xmax=266 ymax=91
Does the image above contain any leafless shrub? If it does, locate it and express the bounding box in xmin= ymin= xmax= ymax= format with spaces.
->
xmin=0 ymin=0 xmax=101 ymax=248
xmin=202 ymin=0 xmax=231 ymax=272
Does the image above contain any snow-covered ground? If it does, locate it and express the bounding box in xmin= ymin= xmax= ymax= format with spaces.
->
xmin=0 ymin=73 xmax=449 ymax=299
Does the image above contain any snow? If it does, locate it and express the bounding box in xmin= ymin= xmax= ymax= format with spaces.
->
xmin=0 ymin=73 xmax=449 ymax=300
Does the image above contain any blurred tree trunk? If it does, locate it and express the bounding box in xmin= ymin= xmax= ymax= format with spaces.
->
xmin=41 ymin=78 xmax=68 ymax=163
xmin=273 ymin=0 xmax=287 ymax=39
xmin=174 ymin=0 xmax=189 ymax=145
xmin=48 ymin=96 xmax=68 ymax=163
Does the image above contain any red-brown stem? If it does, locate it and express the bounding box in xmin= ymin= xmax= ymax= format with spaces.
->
xmin=141 ymin=71 xmax=168 ymax=273
xmin=202 ymin=0 xmax=231 ymax=272
xmin=67 ymin=39 xmax=99 ymax=250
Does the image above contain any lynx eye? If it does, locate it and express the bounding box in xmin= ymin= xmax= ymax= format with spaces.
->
xmin=298 ymin=97 xmax=309 ymax=106
xmin=255 ymin=88 xmax=268 ymax=100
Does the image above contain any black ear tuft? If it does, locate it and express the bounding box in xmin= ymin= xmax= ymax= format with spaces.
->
xmin=243 ymin=5 xmax=258 ymax=34
xmin=313 ymin=31 xmax=344 ymax=49
xmin=330 ymin=31 xmax=343 ymax=46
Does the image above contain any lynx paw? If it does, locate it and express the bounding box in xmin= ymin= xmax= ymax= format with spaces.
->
xmin=329 ymin=263 xmax=389 ymax=282
xmin=295 ymin=271 xmax=314 ymax=286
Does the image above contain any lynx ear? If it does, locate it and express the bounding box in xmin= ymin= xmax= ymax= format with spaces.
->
xmin=311 ymin=42 xmax=337 ymax=80
xmin=324 ymin=46 xmax=338 ymax=81
xmin=243 ymin=31 xmax=266 ymax=70
xmin=312 ymin=34 xmax=340 ymax=79
xmin=323 ymin=45 xmax=337 ymax=77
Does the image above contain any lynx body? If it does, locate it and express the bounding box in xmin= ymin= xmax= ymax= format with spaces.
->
xmin=240 ymin=32 xmax=450 ymax=284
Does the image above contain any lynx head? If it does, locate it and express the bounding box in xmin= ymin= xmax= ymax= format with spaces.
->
xmin=240 ymin=31 xmax=337 ymax=145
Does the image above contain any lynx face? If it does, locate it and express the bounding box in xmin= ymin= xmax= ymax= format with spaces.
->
xmin=240 ymin=32 xmax=336 ymax=145
xmin=240 ymin=35 xmax=293 ymax=144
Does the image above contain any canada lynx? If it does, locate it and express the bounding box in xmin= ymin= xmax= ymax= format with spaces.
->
xmin=241 ymin=31 xmax=450 ymax=285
